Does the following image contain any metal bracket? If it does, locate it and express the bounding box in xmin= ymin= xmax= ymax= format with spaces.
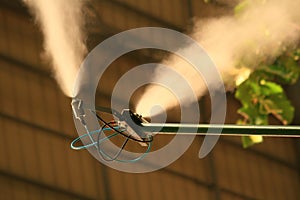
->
xmin=71 ymin=98 xmax=86 ymax=126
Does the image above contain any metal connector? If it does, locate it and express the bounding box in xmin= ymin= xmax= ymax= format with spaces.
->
xmin=71 ymin=99 xmax=86 ymax=126
xmin=118 ymin=109 xmax=150 ymax=146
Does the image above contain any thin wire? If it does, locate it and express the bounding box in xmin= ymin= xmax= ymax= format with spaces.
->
xmin=94 ymin=109 xmax=153 ymax=162
xmin=96 ymin=123 xmax=153 ymax=163
xmin=70 ymin=127 xmax=119 ymax=150
xmin=96 ymin=123 xmax=131 ymax=161
xmin=71 ymin=110 xmax=153 ymax=162
xmin=94 ymin=111 xmax=153 ymax=143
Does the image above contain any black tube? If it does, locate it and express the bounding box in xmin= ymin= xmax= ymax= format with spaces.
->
xmin=140 ymin=123 xmax=300 ymax=137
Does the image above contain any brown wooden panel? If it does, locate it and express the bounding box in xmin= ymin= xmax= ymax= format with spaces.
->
xmin=65 ymin=139 xmax=87 ymax=195
xmin=0 ymin=175 xmax=83 ymax=200
xmin=27 ymin=72 xmax=48 ymax=127
xmin=0 ymin=8 xmax=47 ymax=72
xmin=93 ymin=163 xmax=112 ymax=199
xmin=42 ymin=78 xmax=63 ymax=131
xmin=41 ymin=190 xmax=77 ymax=200
xmin=0 ymin=118 xmax=9 ymax=171
xmin=0 ymin=62 xmax=16 ymax=116
xmin=105 ymin=165 xmax=213 ymax=200
xmin=223 ymin=136 xmax=298 ymax=166
xmin=0 ymin=10 xmax=8 ymax=54
xmin=220 ymin=192 xmax=248 ymax=200
xmin=11 ymin=66 xmax=32 ymax=123
xmin=166 ymin=137 xmax=213 ymax=184
xmin=106 ymin=168 xmax=127 ymax=200
xmin=0 ymin=175 xmax=14 ymax=200
xmin=3 ymin=119 xmax=26 ymax=176
xmin=17 ymin=15 xmax=42 ymax=68
xmin=2 ymin=10 xmax=24 ymax=63
xmin=21 ymin=126 xmax=41 ymax=181
xmin=35 ymin=131 xmax=57 ymax=185
xmin=181 ymin=180 xmax=213 ymax=200
xmin=26 ymin=183 xmax=44 ymax=200
xmin=95 ymin=1 xmax=166 ymax=31
xmin=51 ymin=136 xmax=73 ymax=190
xmin=77 ymin=152 xmax=99 ymax=198
xmin=191 ymin=0 xmax=231 ymax=18
xmin=11 ymin=178 xmax=29 ymax=200
xmin=214 ymin=141 xmax=300 ymax=200
xmin=251 ymin=137 xmax=297 ymax=165
xmin=116 ymin=0 xmax=188 ymax=27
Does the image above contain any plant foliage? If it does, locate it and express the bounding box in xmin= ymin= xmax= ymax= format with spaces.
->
xmin=235 ymin=50 xmax=300 ymax=147
xmin=204 ymin=0 xmax=300 ymax=147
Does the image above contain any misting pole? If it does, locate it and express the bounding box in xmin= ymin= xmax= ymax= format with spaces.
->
xmin=106 ymin=108 xmax=300 ymax=138
xmin=74 ymin=105 xmax=300 ymax=138
xmin=141 ymin=123 xmax=300 ymax=137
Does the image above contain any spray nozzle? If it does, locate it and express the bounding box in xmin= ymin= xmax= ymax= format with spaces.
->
xmin=71 ymin=98 xmax=86 ymax=126
xmin=118 ymin=109 xmax=150 ymax=146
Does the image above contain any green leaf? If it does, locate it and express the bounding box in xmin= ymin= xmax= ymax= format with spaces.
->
xmin=235 ymin=79 xmax=260 ymax=105
xmin=242 ymin=136 xmax=253 ymax=148
xmin=237 ymin=106 xmax=268 ymax=125
xmin=263 ymin=93 xmax=295 ymax=124
xmin=259 ymin=81 xmax=283 ymax=96
xmin=242 ymin=136 xmax=263 ymax=148
xmin=259 ymin=55 xmax=300 ymax=84
xmin=236 ymin=78 xmax=294 ymax=125
xmin=235 ymin=36 xmax=300 ymax=148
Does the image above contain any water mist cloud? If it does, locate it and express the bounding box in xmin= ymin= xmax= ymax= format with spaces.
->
xmin=23 ymin=0 xmax=87 ymax=97
xmin=136 ymin=0 xmax=300 ymax=117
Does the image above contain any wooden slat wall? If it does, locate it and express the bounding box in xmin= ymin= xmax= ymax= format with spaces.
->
xmin=0 ymin=1 xmax=299 ymax=200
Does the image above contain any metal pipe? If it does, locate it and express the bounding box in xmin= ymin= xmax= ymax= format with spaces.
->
xmin=91 ymin=107 xmax=300 ymax=138
xmin=141 ymin=123 xmax=300 ymax=137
